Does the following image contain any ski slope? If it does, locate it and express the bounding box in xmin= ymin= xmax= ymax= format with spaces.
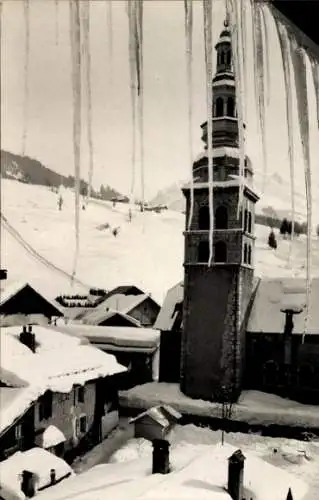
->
xmin=1 ymin=179 xmax=319 ymax=303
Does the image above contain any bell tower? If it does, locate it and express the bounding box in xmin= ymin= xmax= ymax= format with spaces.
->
xmin=180 ymin=20 xmax=259 ymax=402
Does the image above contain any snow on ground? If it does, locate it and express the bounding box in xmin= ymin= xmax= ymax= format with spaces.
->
xmin=2 ymin=179 xmax=319 ymax=304
xmin=119 ymin=383 xmax=319 ymax=428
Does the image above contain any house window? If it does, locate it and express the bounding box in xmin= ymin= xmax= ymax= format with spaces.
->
xmin=197 ymin=241 xmax=210 ymax=263
xmin=215 ymin=205 xmax=228 ymax=229
xmin=76 ymin=414 xmax=87 ymax=436
xmin=214 ymin=241 xmax=227 ymax=263
xmin=215 ymin=97 xmax=224 ymax=117
xmin=39 ymin=391 xmax=53 ymax=421
xmin=15 ymin=424 xmax=23 ymax=442
xmin=74 ymin=385 xmax=85 ymax=404
xmin=198 ymin=206 xmax=210 ymax=230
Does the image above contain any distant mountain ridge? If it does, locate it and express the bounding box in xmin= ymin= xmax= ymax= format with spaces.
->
xmin=0 ymin=149 xmax=125 ymax=201
xmin=151 ymin=171 xmax=319 ymax=231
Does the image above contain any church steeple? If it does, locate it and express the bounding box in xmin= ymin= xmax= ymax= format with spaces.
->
xmin=214 ymin=18 xmax=234 ymax=81
xmin=199 ymin=19 xmax=239 ymax=152
xmin=180 ymin=20 xmax=260 ymax=403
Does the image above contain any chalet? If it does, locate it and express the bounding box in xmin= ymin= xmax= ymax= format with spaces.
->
xmin=0 ymin=280 xmax=64 ymax=326
xmin=81 ymin=286 xmax=160 ymax=328
xmin=244 ymin=277 xmax=319 ymax=404
xmin=81 ymin=308 xmax=142 ymax=328
xmin=53 ymin=324 xmax=161 ymax=390
xmin=0 ymin=325 xmax=126 ymax=464
xmin=154 ymin=281 xmax=183 ymax=383
xmin=129 ymin=405 xmax=182 ymax=441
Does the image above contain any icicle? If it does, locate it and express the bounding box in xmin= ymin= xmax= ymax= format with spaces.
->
xmin=81 ymin=0 xmax=94 ymax=204
xmin=289 ymin=36 xmax=312 ymax=343
xmin=274 ymin=20 xmax=295 ymax=263
xmin=184 ymin=0 xmax=194 ymax=232
xmin=0 ymin=0 xmax=3 ymax=38
xmin=135 ymin=1 xmax=145 ymax=212
xmin=310 ymin=57 xmax=319 ymax=129
xmin=259 ymin=5 xmax=271 ymax=106
xmin=203 ymin=0 xmax=214 ymax=267
xmin=54 ymin=0 xmax=59 ymax=46
xmin=226 ymin=0 xmax=245 ymax=220
xmin=69 ymin=0 xmax=82 ymax=283
xmin=251 ymin=0 xmax=267 ymax=194
xmin=127 ymin=1 xmax=137 ymax=207
xmin=240 ymin=0 xmax=248 ymax=119
xmin=22 ymin=0 xmax=30 ymax=157
xmin=107 ymin=0 xmax=113 ymax=70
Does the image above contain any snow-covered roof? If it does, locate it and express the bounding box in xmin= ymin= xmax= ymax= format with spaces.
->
xmin=0 ymin=325 xmax=126 ymax=434
xmin=42 ymin=425 xmax=66 ymax=449
xmin=130 ymin=405 xmax=182 ymax=427
xmin=82 ymin=308 xmax=142 ymax=327
xmin=154 ymin=282 xmax=183 ymax=331
xmin=247 ymin=277 xmax=319 ymax=335
xmin=96 ymin=293 xmax=158 ymax=316
xmin=53 ymin=325 xmax=161 ymax=353
xmin=35 ymin=442 xmax=308 ymax=500
xmin=0 ymin=280 xmax=64 ymax=317
xmin=0 ymin=448 xmax=73 ymax=500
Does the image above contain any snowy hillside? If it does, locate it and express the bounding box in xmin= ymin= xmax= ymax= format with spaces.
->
xmin=151 ymin=170 xmax=319 ymax=225
xmin=1 ymin=179 xmax=319 ymax=303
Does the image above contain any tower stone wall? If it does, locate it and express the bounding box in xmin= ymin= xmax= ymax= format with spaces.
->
xmin=180 ymin=19 xmax=259 ymax=402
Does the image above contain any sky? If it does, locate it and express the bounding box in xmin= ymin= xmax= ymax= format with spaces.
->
xmin=1 ymin=0 xmax=318 ymax=201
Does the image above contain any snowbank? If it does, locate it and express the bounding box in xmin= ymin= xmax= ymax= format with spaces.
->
xmin=42 ymin=426 xmax=66 ymax=449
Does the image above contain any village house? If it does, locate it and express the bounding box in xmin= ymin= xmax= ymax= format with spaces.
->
xmin=0 ymin=278 xmax=64 ymax=327
xmin=87 ymin=285 xmax=161 ymax=327
xmin=155 ymin=20 xmax=319 ymax=407
xmin=0 ymin=324 xmax=126 ymax=465
xmin=53 ymin=324 xmax=161 ymax=390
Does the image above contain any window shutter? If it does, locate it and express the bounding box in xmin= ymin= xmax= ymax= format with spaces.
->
xmin=75 ymin=418 xmax=80 ymax=437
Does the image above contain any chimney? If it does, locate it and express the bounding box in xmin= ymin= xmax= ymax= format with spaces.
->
xmin=21 ymin=470 xmax=36 ymax=498
xmin=152 ymin=439 xmax=170 ymax=475
xmin=19 ymin=325 xmax=36 ymax=353
xmin=50 ymin=469 xmax=56 ymax=485
xmin=227 ymin=449 xmax=245 ymax=500
xmin=0 ymin=269 xmax=7 ymax=280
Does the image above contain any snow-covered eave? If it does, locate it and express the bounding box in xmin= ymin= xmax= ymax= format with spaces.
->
xmin=0 ymin=281 xmax=65 ymax=317
xmin=93 ymin=342 xmax=159 ymax=355
xmin=182 ymin=179 xmax=260 ymax=202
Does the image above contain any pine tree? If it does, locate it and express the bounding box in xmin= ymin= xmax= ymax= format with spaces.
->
xmin=268 ymin=229 xmax=277 ymax=249
xmin=280 ymin=218 xmax=289 ymax=237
